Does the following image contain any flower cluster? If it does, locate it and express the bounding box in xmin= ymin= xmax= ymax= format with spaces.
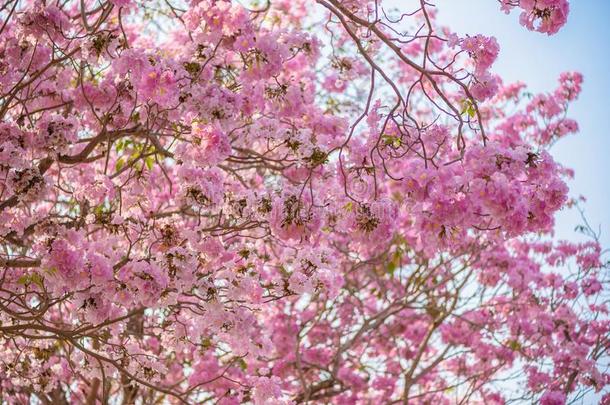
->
xmin=500 ymin=0 xmax=570 ymax=35
xmin=0 ymin=0 xmax=606 ymax=404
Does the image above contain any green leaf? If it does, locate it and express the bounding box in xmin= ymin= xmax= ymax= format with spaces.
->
xmin=383 ymin=134 xmax=402 ymax=148
xmin=17 ymin=274 xmax=30 ymax=285
xmin=467 ymin=105 xmax=476 ymax=118
xmin=201 ymin=337 xmax=212 ymax=349
xmin=45 ymin=267 xmax=58 ymax=276
xmin=460 ymin=99 xmax=476 ymax=118
xmin=30 ymin=273 xmax=44 ymax=289
xmin=145 ymin=156 xmax=155 ymax=170
xmin=387 ymin=261 xmax=396 ymax=275
xmin=507 ymin=340 xmax=522 ymax=351
xmin=115 ymin=157 xmax=125 ymax=172
xmin=115 ymin=139 xmax=125 ymax=153
xmin=17 ymin=272 xmax=44 ymax=288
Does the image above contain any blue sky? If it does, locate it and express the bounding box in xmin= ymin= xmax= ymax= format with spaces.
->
xmin=434 ymin=0 xmax=610 ymax=248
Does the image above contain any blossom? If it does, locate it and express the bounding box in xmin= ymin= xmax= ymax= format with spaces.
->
xmin=519 ymin=0 xmax=569 ymax=35
xmin=0 ymin=0 xmax=605 ymax=404
xmin=499 ymin=0 xmax=570 ymax=34
xmin=461 ymin=35 xmax=500 ymax=73
xmin=192 ymin=122 xmax=232 ymax=166
xmin=252 ymin=376 xmax=283 ymax=405
xmin=540 ymin=390 xmax=567 ymax=405
xmin=470 ymin=71 xmax=500 ymax=101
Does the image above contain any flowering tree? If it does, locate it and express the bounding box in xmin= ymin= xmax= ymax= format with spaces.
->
xmin=0 ymin=0 xmax=608 ymax=403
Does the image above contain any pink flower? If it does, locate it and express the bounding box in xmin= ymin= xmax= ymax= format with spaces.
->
xmin=193 ymin=123 xmax=232 ymax=166
xmin=461 ymin=35 xmax=500 ymax=73
xmin=470 ymin=72 xmax=500 ymax=101
xmin=540 ymin=390 xmax=566 ymax=405
xmin=582 ymin=277 xmax=602 ymax=296
xmin=139 ymin=69 xmax=179 ymax=106
xmin=269 ymin=193 xmax=321 ymax=241
xmin=519 ymin=0 xmax=569 ymax=35
xmin=109 ymin=0 xmax=132 ymax=7
xmin=252 ymin=376 xmax=282 ymax=405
